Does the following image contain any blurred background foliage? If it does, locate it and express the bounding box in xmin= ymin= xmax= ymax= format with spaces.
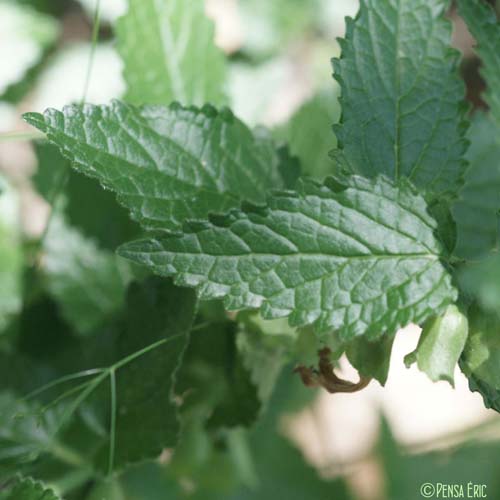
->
xmin=1 ymin=0 xmax=500 ymax=499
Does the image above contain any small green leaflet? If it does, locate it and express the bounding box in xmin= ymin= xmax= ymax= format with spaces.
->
xmin=24 ymin=101 xmax=292 ymax=232
xmin=452 ymin=113 xmax=500 ymax=259
xmin=1 ymin=476 xmax=60 ymax=500
xmin=115 ymin=0 xmax=226 ymax=106
xmin=404 ymin=305 xmax=468 ymax=386
xmin=332 ymin=0 xmax=467 ymax=197
xmin=120 ymin=175 xmax=457 ymax=339
xmin=458 ymin=0 xmax=500 ymax=129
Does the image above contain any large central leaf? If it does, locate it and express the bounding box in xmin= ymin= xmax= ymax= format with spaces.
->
xmin=333 ymin=0 xmax=467 ymax=197
xmin=24 ymin=102 xmax=291 ymax=232
xmin=120 ymin=176 xmax=456 ymax=339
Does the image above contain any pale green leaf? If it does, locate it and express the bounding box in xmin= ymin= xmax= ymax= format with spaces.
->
xmin=458 ymin=0 xmax=500 ymax=128
xmin=404 ymin=305 xmax=468 ymax=386
xmin=452 ymin=113 xmax=500 ymax=259
xmin=43 ymin=213 xmax=131 ymax=335
xmin=116 ymin=0 xmax=226 ymax=106
xmin=276 ymin=89 xmax=340 ymax=180
xmin=120 ymin=176 xmax=457 ymax=339
xmin=332 ymin=0 xmax=467 ymax=197
xmin=24 ymin=101 xmax=291 ymax=232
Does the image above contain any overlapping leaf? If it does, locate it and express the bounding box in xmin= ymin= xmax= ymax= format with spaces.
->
xmin=120 ymin=175 xmax=456 ymax=339
xmin=332 ymin=0 xmax=468 ymax=197
xmin=452 ymin=113 xmax=500 ymax=259
xmin=458 ymin=0 xmax=500 ymax=128
xmin=1 ymin=476 xmax=60 ymax=500
xmin=24 ymin=101 xmax=291 ymax=232
xmin=116 ymin=0 xmax=226 ymax=106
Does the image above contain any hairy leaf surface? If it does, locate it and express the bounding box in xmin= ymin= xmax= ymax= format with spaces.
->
xmin=332 ymin=0 xmax=467 ymax=197
xmin=24 ymin=101 xmax=290 ymax=232
xmin=116 ymin=0 xmax=226 ymax=107
xmin=120 ymin=176 xmax=456 ymax=339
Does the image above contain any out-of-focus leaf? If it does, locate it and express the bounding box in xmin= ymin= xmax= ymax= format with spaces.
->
xmin=379 ymin=418 xmax=500 ymax=499
xmin=1 ymin=476 xmax=60 ymax=500
xmin=99 ymin=277 xmax=197 ymax=471
xmin=276 ymin=89 xmax=339 ymax=179
xmin=43 ymin=213 xmax=131 ymax=336
xmin=177 ymin=322 xmax=260 ymax=429
xmin=404 ymin=305 xmax=468 ymax=386
xmin=346 ymin=334 xmax=394 ymax=386
xmin=458 ymin=0 xmax=500 ymax=128
xmin=0 ymin=393 xmax=62 ymax=477
xmin=459 ymin=253 xmax=500 ymax=312
xmin=0 ymin=0 xmax=59 ymax=99
xmin=461 ymin=311 xmax=500 ymax=391
xmin=116 ymin=0 xmax=226 ymax=106
xmin=452 ymin=113 xmax=500 ymax=259
xmin=0 ymin=180 xmax=22 ymax=333
xmin=236 ymin=313 xmax=296 ymax=404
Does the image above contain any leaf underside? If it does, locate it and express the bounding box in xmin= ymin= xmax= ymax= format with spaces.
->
xmin=120 ymin=175 xmax=456 ymax=340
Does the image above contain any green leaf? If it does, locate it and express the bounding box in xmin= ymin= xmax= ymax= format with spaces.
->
xmin=461 ymin=311 xmax=500 ymax=391
xmin=275 ymin=89 xmax=340 ymax=180
xmin=452 ymin=113 xmax=500 ymax=259
xmin=115 ymin=0 xmax=226 ymax=106
xmin=404 ymin=305 xmax=468 ymax=386
xmin=236 ymin=314 xmax=296 ymax=404
xmin=458 ymin=0 xmax=500 ymax=128
xmin=43 ymin=213 xmax=131 ymax=336
xmin=466 ymin=373 xmax=500 ymax=413
xmin=0 ymin=393 xmax=62 ymax=475
xmin=33 ymin=142 xmax=140 ymax=251
xmin=0 ymin=181 xmax=22 ymax=333
xmin=176 ymin=321 xmax=260 ymax=428
xmin=459 ymin=254 xmax=500 ymax=313
xmin=332 ymin=0 xmax=467 ymax=197
xmin=345 ymin=334 xmax=394 ymax=385
xmin=24 ymin=101 xmax=291 ymax=232
xmin=1 ymin=476 xmax=60 ymax=500
xmin=120 ymin=175 xmax=456 ymax=339
xmin=103 ymin=277 xmax=197 ymax=470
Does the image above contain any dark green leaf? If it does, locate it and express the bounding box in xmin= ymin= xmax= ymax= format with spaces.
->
xmin=332 ymin=0 xmax=468 ymax=197
xmin=1 ymin=476 xmax=60 ymax=500
xmin=120 ymin=176 xmax=456 ymax=339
